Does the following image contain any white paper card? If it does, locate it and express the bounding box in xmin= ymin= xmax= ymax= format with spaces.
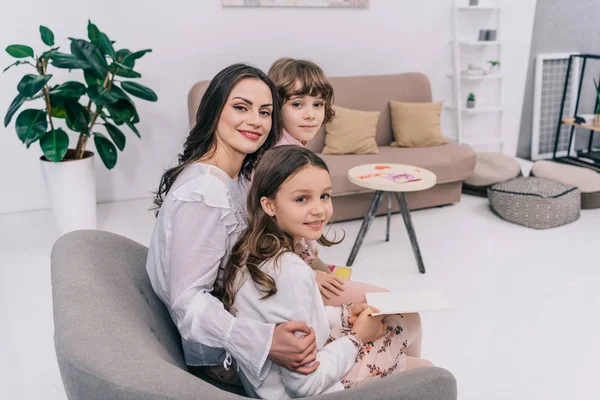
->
xmin=366 ymin=290 xmax=454 ymax=315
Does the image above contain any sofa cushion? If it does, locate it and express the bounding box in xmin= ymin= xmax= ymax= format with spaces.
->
xmin=320 ymin=143 xmax=476 ymax=197
xmin=322 ymin=105 xmax=380 ymax=155
xmin=530 ymin=160 xmax=600 ymax=209
xmin=306 ymin=73 xmax=433 ymax=153
xmin=389 ymin=101 xmax=448 ymax=147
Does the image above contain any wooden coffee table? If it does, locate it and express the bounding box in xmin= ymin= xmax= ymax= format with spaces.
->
xmin=346 ymin=164 xmax=437 ymax=274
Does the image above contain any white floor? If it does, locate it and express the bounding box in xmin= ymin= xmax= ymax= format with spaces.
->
xmin=2 ymin=181 xmax=600 ymax=400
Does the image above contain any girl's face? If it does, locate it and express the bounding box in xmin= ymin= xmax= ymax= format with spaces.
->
xmin=282 ymin=87 xmax=326 ymax=144
xmin=261 ymin=165 xmax=333 ymax=243
xmin=215 ymin=78 xmax=274 ymax=157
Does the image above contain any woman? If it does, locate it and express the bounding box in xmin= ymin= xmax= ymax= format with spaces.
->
xmin=146 ymin=64 xmax=319 ymax=387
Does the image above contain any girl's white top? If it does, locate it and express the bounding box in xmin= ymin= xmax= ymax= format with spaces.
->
xmin=233 ymin=251 xmax=359 ymax=398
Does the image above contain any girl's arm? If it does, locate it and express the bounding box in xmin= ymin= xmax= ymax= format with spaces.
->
xmin=169 ymin=200 xmax=274 ymax=385
xmin=247 ymin=254 xmax=359 ymax=397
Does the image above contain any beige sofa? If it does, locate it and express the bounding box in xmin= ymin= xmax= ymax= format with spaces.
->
xmin=188 ymin=72 xmax=476 ymax=222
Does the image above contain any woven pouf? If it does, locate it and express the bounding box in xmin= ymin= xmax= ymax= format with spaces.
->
xmin=463 ymin=152 xmax=522 ymax=197
xmin=531 ymin=160 xmax=600 ymax=209
xmin=488 ymin=177 xmax=581 ymax=229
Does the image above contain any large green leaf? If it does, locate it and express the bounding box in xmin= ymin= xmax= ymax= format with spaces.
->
xmin=50 ymin=81 xmax=86 ymax=97
xmin=121 ymin=49 xmax=151 ymax=65
xmin=48 ymin=95 xmax=68 ymax=118
xmin=121 ymin=81 xmax=157 ymax=102
xmin=94 ymin=133 xmax=117 ymax=169
xmin=109 ymin=85 xmax=137 ymax=111
xmin=84 ymin=71 xmax=103 ymax=86
xmin=124 ymin=120 xmax=140 ymax=138
xmin=69 ymin=39 xmax=108 ymax=78
xmin=17 ymin=74 xmax=52 ymax=97
xmin=16 ymin=109 xmax=48 ymax=148
xmin=104 ymin=122 xmax=126 ymax=151
xmin=87 ymin=21 xmax=115 ymax=58
xmin=106 ymin=98 xmax=139 ymax=125
xmin=110 ymin=61 xmax=141 ymax=78
xmin=51 ymin=52 xmax=91 ymax=70
xmin=87 ymin=85 xmax=119 ymax=106
xmin=115 ymin=49 xmax=134 ymax=68
xmin=40 ymin=128 xmax=69 ymax=162
xmin=40 ymin=26 xmax=55 ymax=46
xmin=6 ymin=45 xmax=34 ymax=58
xmin=4 ymin=93 xmax=26 ymax=127
xmin=65 ymin=100 xmax=90 ymax=133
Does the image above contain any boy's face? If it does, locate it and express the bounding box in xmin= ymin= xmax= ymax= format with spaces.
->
xmin=282 ymin=92 xmax=326 ymax=144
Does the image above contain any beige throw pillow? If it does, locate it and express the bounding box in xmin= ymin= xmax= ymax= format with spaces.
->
xmin=322 ymin=105 xmax=379 ymax=155
xmin=389 ymin=101 xmax=448 ymax=147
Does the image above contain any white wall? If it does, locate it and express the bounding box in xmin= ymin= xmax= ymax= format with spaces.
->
xmin=0 ymin=0 xmax=536 ymax=215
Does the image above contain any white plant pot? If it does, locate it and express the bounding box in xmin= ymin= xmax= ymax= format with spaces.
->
xmin=489 ymin=65 xmax=501 ymax=75
xmin=40 ymin=150 xmax=97 ymax=236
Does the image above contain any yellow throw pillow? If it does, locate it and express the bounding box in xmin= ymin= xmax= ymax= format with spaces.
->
xmin=322 ymin=106 xmax=380 ymax=155
xmin=389 ymin=101 xmax=448 ymax=147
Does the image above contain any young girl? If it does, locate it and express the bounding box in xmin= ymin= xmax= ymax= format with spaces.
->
xmin=146 ymin=64 xmax=320 ymax=388
xmin=220 ymin=145 xmax=412 ymax=398
xmin=268 ymin=57 xmax=427 ymax=363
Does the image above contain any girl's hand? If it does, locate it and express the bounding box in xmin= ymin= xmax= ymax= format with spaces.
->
xmin=348 ymin=303 xmax=369 ymax=327
xmin=315 ymin=270 xmax=345 ymax=299
xmin=351 ymin=306 xmax=387 ymax=344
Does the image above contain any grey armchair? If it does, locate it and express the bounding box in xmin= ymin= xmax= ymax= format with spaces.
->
xmin=51 ymin=230 xmax=457 ymax=400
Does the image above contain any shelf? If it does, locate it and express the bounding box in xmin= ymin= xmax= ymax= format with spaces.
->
xmin=452 ymin=40 xmax=502 ymax=46
xmin=456 ymin=6 xmax=500 ymax=11
xmin=444 ymin=105 xmax=503 ymax=114
xmin=561 ymin=118 xmax=600 ymax=133
xmin=447 ymin=74 xmax=503 ymax=81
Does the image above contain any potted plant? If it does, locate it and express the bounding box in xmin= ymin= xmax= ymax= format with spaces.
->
xmin=488 ymin=60 xmax=501 ymax=75
xmin=466 ymin=92 xmax=476 ymax=109
xmin=4 ymin=22 xmax=157 ymax=235
xmin=594 ymin=78 xmax=600 ymax=126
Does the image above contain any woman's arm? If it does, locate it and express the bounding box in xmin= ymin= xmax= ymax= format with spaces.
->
xmin=168 ymin=201 xmax=275 ymax=383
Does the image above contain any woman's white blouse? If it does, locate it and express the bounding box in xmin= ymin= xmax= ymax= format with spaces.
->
xmin=233 ymin=252 xmax=359 ymax=399
xmin=146 ymin=163 xmax=275 ymax=388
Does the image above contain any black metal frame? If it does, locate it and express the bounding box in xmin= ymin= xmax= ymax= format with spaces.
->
xmin=552 ymin=53 xmax=600 ymax=172
xmin=346 ymin=190 xmax=426 ymax=274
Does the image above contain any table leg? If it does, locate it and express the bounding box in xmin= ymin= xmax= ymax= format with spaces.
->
xmin=386 ymin=192 xmax=392 ymax=242
xmin=394 ymin=192 xmax=426 ymax=274
xmin=347 ymin=191 xmax=385 ymax=266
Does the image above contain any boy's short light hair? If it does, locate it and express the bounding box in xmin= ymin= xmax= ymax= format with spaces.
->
xmin=268 ymin=57 xmax=335 ymax=124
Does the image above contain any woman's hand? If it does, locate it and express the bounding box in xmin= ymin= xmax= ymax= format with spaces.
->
xmin=315 ymin=270 xmax=345 ymax=299
xmin=351 ymin=306 xmax=387 ymax=344
xmin=268 ymin=321 xmax=320 ymax=374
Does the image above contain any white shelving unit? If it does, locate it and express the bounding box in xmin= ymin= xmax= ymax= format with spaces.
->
xmin=448 ymin=0 xmax=504 ymax=151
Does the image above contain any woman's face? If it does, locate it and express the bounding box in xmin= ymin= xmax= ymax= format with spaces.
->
xmin=215 ymin=78 xmax=274 ymax=157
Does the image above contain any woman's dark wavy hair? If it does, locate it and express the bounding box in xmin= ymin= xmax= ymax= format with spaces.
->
xmin=220 ymin=145 xmax=343 ymax=313
xmin=152 ymin=63 xmax=283 ymax=213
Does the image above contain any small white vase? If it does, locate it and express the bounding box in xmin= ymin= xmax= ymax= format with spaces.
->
xmin=40 ymin=150 xmax=97 ymax=236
